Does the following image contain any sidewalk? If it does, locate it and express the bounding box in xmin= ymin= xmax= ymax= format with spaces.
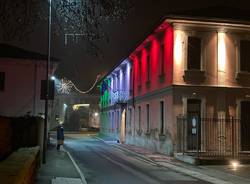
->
xmin=97 ymin=135 xmax=250 ymax=184
xmin=36 ymin=142 xmax=85 ymax=184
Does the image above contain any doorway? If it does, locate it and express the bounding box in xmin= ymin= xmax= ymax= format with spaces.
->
xmin=187 ymin=99 xmax=201 ymax=151
xmin=240 ymin=101 xmax=250 ymax=151
xmin=120 ymin=109 xmax=126 ymax=143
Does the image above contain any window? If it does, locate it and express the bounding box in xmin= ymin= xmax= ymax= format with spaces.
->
xmin=146 ymin=54 xmax=150 ymax=81
xmin=160 ymin=44 xmax=165 ymax=75
xmin=129 ymin=108 xmax=132 ymax=128
xmin=129 ymin=68 xmax=133 ymax=93
xmin=112 ymin=112 xmax=114 ymax=132
xmin=138 ymin=60 xmax=142 ymax=86
xmin=0 ymin=72 xmax=5 ymax=91
xmin=240 ymin=40 xmax=250 ymax=72
xmin=146 ymin=104 xmax=150 ymax=132
xmin=187 ymin=36 xmax=201 ymax=70
xmin=138 ymin=106 xmax=141 ymax=131
xmin=160 ymin=101 xmax=164 ymax=134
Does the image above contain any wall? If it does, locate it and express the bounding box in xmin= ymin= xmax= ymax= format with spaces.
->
xmin=132 ymin=22 xmax=174 ymax=97
xmin=173 ymin=25 xmax=248 ymax=88
xmin=0 ymin=58 xmax=56 ymax=117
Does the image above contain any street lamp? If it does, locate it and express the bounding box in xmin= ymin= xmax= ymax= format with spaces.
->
xmin=43 ymin=0 xmax=52 ymax=164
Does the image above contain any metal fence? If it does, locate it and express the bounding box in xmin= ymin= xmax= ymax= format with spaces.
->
xmin=176 ymin=115 xmax=249 ymax=159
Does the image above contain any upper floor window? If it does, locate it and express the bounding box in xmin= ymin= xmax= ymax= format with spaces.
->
xmin=240 ymin=40 xmax=250 ymax=73
xmin=146 ymin=54 xmax=150 ymax=81
xmin=187 ymin=36 xmax=201 ymax=70
xmin=129 ymin=68 xmax=133 ymax=92
xmin=138 ymin=60 xmax=142 ymax=86
xmin=160 ymin=44 xmax=165 ymax=75
xmin=0 ymin=72 xmax=5 ymax=91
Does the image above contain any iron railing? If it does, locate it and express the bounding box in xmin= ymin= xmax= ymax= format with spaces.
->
xmin=176 ymin=115 xmax=250 ymax=159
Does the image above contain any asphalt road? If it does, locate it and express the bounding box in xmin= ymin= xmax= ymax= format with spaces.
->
xmin=63 ymin=134 xmax=210 ymax=184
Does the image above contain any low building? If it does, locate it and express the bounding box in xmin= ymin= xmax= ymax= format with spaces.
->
xmin=0 ymin=44 xmax=58 ymax=119
xmin=100 ymin=7 xmax=250 ymax=162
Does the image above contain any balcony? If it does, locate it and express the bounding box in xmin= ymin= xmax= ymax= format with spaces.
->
xmin=112 ymin=90 xmax=129 ymax=104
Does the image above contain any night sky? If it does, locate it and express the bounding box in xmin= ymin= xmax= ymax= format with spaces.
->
xmin=3 ymin=0 xmax=250 ymax=92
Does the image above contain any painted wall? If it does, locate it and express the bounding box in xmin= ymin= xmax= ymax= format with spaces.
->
xmin=132 ymin=22 xmax=174 ymax=97
xmin=100 ymin=59 xmax=131 ymax=137
xmin=173 ymin=25 xmax=249 ymax=88
xmin=0 ymin=58 xmax=56 ymax=117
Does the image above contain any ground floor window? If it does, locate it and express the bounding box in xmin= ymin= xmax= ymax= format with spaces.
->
xmin=146 ymin=104 xmax=150 ymax=132
xmin=160 ymin=101 xmax=164 ymax=134
xmin=138 ymin=106 xmax=141 ymax=131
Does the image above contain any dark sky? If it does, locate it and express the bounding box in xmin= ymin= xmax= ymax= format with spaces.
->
xmin=5 ymin=0 xmax=250 ymax=92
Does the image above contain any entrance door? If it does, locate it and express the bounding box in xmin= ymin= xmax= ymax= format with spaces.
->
xmin=187 ymin=99 xmax=201 ymax=151
xmin=240 ymin=101 xmax=250 ymax=151
xmin=120 ymin=109 xmax=126 ymax=143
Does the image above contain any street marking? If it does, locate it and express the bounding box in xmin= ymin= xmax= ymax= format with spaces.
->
xmin=158 ymin=162 xmax=234 ymax=184
xmin=52 ymin=177 xmax=83 ymax=184
xmin=62 ymin=148 xmax=88 ymax=184
xmin=96 ymin=150 xmax=162 ymax=184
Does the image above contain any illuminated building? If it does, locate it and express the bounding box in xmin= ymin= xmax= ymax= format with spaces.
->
xmin=100 ymin=8 xmax=250 ymax=162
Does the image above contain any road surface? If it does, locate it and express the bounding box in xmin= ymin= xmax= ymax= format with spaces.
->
xmin=63 ymin=134 xmax=210 ymax=184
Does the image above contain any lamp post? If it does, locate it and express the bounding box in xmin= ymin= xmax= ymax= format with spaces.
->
xmin=43 ymin=0 xmax=52 ymax=164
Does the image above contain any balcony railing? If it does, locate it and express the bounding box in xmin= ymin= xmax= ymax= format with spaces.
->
xmin=112 ymin=90 xmax=129 ymax=104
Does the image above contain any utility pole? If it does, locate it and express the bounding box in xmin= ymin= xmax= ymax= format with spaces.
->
xmin=43 ymin=0 xmax=52 ymax=164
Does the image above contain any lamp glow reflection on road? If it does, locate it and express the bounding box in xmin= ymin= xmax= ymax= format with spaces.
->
xmin=230 ymin=160 xmax=240 ymax=171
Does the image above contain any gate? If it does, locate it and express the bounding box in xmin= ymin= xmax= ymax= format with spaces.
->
xmin=176 ymin=115 xmax=247 ymax=159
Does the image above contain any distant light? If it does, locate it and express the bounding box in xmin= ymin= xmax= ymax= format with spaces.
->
xmin=51 ymin=76 xmax=56 ymax=80
xmin=73 ymin=104 xmax=90 ymax=111
xmin=192 ymin=92 xmax=197 ymax=96
xmin=63 ymin=103 xmax=68 ymax=109
xmin=94 ymin=112 xmax=99 ymax=117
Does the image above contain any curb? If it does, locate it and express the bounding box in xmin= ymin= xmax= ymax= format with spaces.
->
xmin=62 ymin=147 xmax=87 ymax=184
xmin=105 ymin=143 xmax=234 ymax=184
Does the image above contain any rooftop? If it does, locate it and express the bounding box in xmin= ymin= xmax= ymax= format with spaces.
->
xmin=0 ymin=44 xmax=60 ymax=62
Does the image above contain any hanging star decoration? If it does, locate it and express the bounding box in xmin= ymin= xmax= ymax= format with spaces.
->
xmin=57 ymin=78 xmax=74 ymax=94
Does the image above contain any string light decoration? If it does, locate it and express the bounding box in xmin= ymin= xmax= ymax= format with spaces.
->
xmin=57 ymin=74 xmax=101 ymax=94
xmin=57 ymin=78 xmax=74 ymax=94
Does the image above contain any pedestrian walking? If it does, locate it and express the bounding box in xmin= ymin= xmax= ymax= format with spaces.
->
xmin=56 ymin=124 xmax=64 ymax=150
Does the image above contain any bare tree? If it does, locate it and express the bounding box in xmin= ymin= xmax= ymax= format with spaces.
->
xmin=0 ymin=0 xmax=133 ymax=54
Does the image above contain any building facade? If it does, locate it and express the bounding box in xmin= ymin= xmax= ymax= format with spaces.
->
xmin=0 ymin=44 xmax=58 ymax=120
xmin=100 ymin=59 xmax=131 ymax=142
xmin=100 ymin=13 xmax=250 ymax=160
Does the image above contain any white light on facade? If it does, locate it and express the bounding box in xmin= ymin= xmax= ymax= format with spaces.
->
xmin=218 ymin=32 xmax=226 ymax=72
xmin=94 ymin=112 xmax=99 ymax=117
xmin=174 ymin=30 xmax=184 ymax=66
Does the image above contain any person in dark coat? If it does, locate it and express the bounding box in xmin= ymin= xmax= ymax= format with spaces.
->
xmin=56 ymin=124 xmax=64 ymax=150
